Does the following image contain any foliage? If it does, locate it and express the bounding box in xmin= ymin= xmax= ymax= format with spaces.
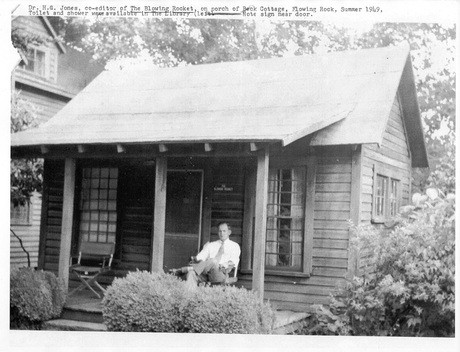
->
xmin=11 ymin=26 xmax=45 ymax=53
xmin=298 ymin=189 xmax=455 ymax=337
xmin=11 ymin=27 xmax=45 ymax=206
xmin=102 ymin=270 xmax=275 ymax=333
xmin=10 ymin=268 xmax=66 ymax=329
xmin=102 ymin=271 xmax=186 ymax=332
xmin=181 ymin=284 xmax=275 ymax=334
xmin=10 ymin=158 xmax=43 ymax=207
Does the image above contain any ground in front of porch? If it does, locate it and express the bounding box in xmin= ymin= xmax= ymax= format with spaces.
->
xmin=42 ymin=290 xmax=310 ymax=334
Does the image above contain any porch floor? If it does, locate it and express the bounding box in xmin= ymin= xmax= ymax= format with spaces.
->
xmin=54 ymin=290 xmax=309 ymax=333
xmin=65 ymin=290 xmax=103 ymax=312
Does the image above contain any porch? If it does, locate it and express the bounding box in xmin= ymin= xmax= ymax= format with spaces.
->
xmin=42 ymin=290 xmax=310 ymax=334
xmin=40 ymin=145 xmax=320 ymax=311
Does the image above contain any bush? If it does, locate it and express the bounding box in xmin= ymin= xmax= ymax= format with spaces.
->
xmin=182 ymin=285 xmax=275 ymax=334
xmin=299 ymin=189 xmax=455 ymax=337
xmin=102 ymin=271 xmax=187 ymax=332
xmin=10 ymin=268 xmax=66 ymax=329
xmin=102 ymin=271 xmax=275 ymax=333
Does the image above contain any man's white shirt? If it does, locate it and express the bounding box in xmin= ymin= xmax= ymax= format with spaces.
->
xmin=196 ymin=239 xmax=241 ymax=269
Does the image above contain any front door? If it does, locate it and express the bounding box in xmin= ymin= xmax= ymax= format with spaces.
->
xmin=163 ymin=170 xmax=203 ymax=271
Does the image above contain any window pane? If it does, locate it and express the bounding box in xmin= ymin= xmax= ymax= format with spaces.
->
xmin=375 ymin=175 xmax=388 ymax=217
xmin=35 ymin=50 xmax=46 ymax=76
xmin=389 ymin=179 xmax=399 ymax=217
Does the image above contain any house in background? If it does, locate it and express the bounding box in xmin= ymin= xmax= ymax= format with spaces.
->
xmin=10 ymin=16 xmax=103 ymax=268
xmin=11 ymin=44 xmax=428 ymax=311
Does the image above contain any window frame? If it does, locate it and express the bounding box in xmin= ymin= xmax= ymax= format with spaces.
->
xmin=371 ymin=164 xmax=402 ymax=223
xmin=266 ymin=167 xmax=307 ymax=272
xmin=262 ymin=156 xmax=316 ymax=277
xmin=78 ymin=166 xmax=119 ymax=245
xmin=10 ymin=201 xmax=33 ymax=226
xmin=20 ymin=45 xmax=50 ymax=80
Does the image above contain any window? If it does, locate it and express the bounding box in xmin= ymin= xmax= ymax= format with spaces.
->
xmin=21 ymin=47 xmax=48 ymax=78
xmin=266 ymin=167 xmax=306 ymax=272
xmin=79 ymin=167 xmax=118 ymax=243
xmin=372 ymin=170 xmax=400 ymax=223
xmin=10 ymin=202 xmax=32 ymax=226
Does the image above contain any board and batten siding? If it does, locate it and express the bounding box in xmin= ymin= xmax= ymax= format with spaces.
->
xmin=361 ymin=94 xmax=412 ymax=224
xmin=238 ymin=147 xmax=353 ymax=312
xmin=10 ymin=193 xmax=42 ymax=268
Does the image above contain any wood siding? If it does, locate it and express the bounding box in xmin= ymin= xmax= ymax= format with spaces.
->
xmin=16 ymin=84 xmax=69 ymax=125
xmin=361 ymin=94 xmax=412 ymax=223
xmin=209 ymin=159 xmax=245 ymax=248
xmin=10 ymin=193 xmax=42 ymax=268
xmin=13 ymin=16 xmax=59 ymax=83
xmin=239 ymin=147 xmax=353 ymax=312
xmin=39 ymin=159 xmax=65 ymax=274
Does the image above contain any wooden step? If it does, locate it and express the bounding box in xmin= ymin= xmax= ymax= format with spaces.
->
xmin=42 ymin=319 xmax=107 ymax=331
xmin=62 ymin=297 xmax=104 ymax=323
xmin=61 ymin=307 xmax=103 ymax=324
xmin=273 ymin=311 xmax=311 ymax=334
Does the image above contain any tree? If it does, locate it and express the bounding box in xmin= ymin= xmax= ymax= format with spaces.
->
xmin=10 ymin=91 xmax=43 ymax=207
xmin=10 ymin=25 xmax=45 ymax=206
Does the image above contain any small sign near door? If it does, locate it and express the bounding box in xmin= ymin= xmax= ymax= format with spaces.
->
xmin=213 ymin=184 xmax=234 ymax=192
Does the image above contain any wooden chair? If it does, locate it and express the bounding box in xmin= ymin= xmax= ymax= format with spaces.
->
xmin=218 ymin=264 xmax=238 ymax=285
xmin=69 ymin=241 xmax=115 ymax=298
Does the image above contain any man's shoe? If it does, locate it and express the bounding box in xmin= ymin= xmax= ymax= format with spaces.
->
xmin=169 ymin=268 xmax=180 ymax=275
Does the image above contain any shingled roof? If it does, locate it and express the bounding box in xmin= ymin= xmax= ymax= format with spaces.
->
xmin=11 ymin=44 xmax=427 ymax=167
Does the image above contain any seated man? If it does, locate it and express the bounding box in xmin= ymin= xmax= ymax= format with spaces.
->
xmin=170 ymin=222 xmax=240 ymax=286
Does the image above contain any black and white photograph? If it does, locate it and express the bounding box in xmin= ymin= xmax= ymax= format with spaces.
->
xmin=3 ymin=0 xmax=458 ymax=351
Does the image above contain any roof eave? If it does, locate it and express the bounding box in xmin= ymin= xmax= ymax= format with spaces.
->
xmin=399 ymin=55 xmax=429 ymax=168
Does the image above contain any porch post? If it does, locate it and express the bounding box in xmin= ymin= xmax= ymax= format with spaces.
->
xmin=58 ymin=158 xmax=76 ymax=289
xmin=151 ymin=156 xmax=168 ymax=272
xmin=252 ymin=148 xmax=269 ymax=301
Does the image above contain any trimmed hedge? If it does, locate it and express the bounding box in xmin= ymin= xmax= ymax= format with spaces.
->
xmin=102 ymin=271 xmax=275 ymax=333
xmin=182 ymin=285 xmax=275 ymax=334
xmin=102 ymin=271 xmax=186 ymax=332
xmin=10 ymin=268 xmax=66 ymax=329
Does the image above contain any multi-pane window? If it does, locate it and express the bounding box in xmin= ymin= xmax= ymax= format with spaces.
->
xmin=373 ymin=174 xmax=400 ymax=221
xmin=266 ymin=167 xmax=306 ymax=271
xmin=79 ymin=167 xmax=118 ymax=243
xmin=389 ymin=179 xmax=399 ymax=217
xmin=374 ymin=175 xmax=388 ymax=218
xmin=10 ymin=202 xmax=32 ymax=226
xmin=22 ymin=47 xmax=47 ymax=77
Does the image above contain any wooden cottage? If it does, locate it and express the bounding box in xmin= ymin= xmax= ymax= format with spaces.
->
xmin=11 ymin=44 xmax=428 ymax=311
xmin=10 ymin=16 xmax=103 ymax=268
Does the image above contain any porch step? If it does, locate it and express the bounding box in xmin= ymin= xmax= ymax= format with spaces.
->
xmin=42 ymin=319 xmax=107 ymax=331
xmin=273 ymin=311 xmax=311 ymax=334
xmin=62 ymin=298 xmax=104 ymax=324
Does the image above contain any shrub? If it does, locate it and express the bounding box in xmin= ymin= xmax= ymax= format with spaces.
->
xmin=10 ymin=268 xmax=66 ymax=329
xmin=102 ymin=271 xmax=187 ymax=332
xmin=182 ymin=285 xmax=275 ymax=334
xmin=102 ymin=270 xmax=276 ymax=333
xmin=299 ymin=189 xmax=455 ymax=337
